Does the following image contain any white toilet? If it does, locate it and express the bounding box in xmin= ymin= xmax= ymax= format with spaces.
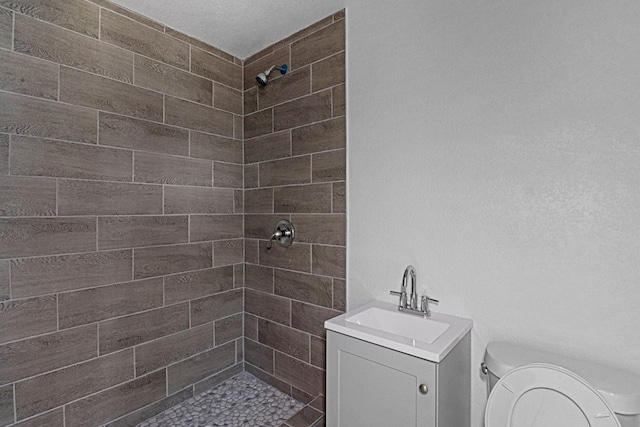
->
xmin=482 ymin=342 xmax=640 ymax=427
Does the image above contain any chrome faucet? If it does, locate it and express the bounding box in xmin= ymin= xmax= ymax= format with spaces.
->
xmin=389 ymin=265 xmax=439 ymax=318
xmin=404 ymin=265 xmax=418 ymax=310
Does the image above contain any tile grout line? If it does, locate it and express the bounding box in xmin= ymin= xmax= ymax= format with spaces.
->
xmin=245 ymin=113 xmax=344 ymax=142
xmin=310 ymin=152 xmax=313 ymax=184
xmin=7 ymin=134 xmax=10 ymax=177
xmin=11 ymin=9 xmax=14 ymax=51
xmin=309 ymin=244 xmax=313 ymax=275
xmin=7 ymin=253 xmax=12 ymax=301
xmin=162 ymin=277 xmax=166 ymax=307
xmin=211 ymin=70 xmax=215 ymax=109
xmin=133 ymin=346 xmax=137 ymax=378
xmin=5 ymin=332 xmax=207 ymax=390
xmin=8 ymin=273 xmax=168 ymax=311
xmin=57 ymin=64 xmax=61 ymax=102
xmin=249 ymin=84 xmax=337 ymax=115
xmin=13 ymin=356 xmax=170 ymax=424
xmin=329 ymin=83 xmax=334 ymax=120
xmin=0 ymin=86 xmax=237 ymax=141
xmin=12 ymin=383 xmax=16 ymax=424
xmin=131 ymin=52 xmax=136 ymax=85
xmin=165 ymin=365 xmax=169 ymax=397
xmin=95 ymin=217 xmax=99 ymax=252
xmin=330 ymin=182 xmax=334 ymax=213
xmin=0 ymin=212 xmax=210 ymax=220
xmin=331 ymin=279 xmax=336 ymax=311
xmin=289 ymin=299 xmax=293 ymax=329
xmin=56 ymin=292 xmax=60 ymax=331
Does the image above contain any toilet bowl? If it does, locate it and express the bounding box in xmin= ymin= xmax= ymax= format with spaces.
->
xmin=482 ymin=342 xmax=640 ymax=427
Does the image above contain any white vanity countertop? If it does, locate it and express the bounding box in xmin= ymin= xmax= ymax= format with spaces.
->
xmin=325 ymin=300 xmax=473 ymax=363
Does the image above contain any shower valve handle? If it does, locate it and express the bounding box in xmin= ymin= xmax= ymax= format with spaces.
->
xmin=266 ymin=220 xmax=295 ymax=250
xmin=267 ymin=230 xmax=291 ymax=249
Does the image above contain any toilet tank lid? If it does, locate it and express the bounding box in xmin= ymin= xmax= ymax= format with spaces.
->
xmin=484 ymin=341 xmax=640 ymax=415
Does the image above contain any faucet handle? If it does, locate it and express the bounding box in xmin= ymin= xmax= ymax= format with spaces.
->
xmin=423 ymin=296 xmax=439 ymax=305
xmin=390 ymin=290 xmax=407 ymax=309
xmin=420 ymin=295 xmax=439 ymax=317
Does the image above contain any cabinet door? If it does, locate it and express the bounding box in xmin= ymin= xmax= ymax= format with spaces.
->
xmin=327 ymin=331 xmax=437 ymax=427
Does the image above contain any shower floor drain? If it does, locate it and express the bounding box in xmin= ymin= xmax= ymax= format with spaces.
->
xmin=137 ymin=372 xmax=305 ymax=427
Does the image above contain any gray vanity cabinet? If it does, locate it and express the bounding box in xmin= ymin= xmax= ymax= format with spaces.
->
xmin=326 ymin=330 xmax=470 ymax=427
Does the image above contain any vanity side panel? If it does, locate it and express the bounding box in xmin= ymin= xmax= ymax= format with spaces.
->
xmin=436 ymin=332 xmax=471 ymax=427
xmin=327 ymin=331 xmax=437 ymax=427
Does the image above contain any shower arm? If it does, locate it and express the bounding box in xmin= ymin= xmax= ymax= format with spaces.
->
xmin=264 ymin=64 xmax=287 ymax=76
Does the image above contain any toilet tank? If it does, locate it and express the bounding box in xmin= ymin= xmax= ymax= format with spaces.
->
xmin=483 ymin=342 xmax=640 ymax=427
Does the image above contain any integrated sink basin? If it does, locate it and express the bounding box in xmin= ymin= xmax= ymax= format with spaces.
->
xmin=345 ymin=307 xmax=450 ymax=344
xmin=325 ymin=300 xmax=472 ymax=362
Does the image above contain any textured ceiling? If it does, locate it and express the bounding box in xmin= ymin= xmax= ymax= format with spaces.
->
xmin=108 ymin=0 xmax=346 ymax=60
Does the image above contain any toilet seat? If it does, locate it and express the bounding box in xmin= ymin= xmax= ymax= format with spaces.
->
xmin=485 ymin=363 xmax=621 ymax=427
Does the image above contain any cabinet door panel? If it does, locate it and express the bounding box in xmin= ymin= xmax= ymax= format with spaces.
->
xmin=327 ymin=331 xmax=437 ymax=427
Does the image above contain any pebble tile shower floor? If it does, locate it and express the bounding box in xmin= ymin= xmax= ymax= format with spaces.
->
xmin=137 ymin=372 xmax=306 ymax=427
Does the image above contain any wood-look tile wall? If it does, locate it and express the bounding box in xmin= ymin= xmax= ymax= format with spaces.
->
xmin=0 ymin=1 xmax=244 ymax=425
xmin=243 ymin=11 xmax=346 ymax=413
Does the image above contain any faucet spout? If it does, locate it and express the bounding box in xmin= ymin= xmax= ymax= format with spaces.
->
xmin=403 ymin=265 xmax=418 ymax=310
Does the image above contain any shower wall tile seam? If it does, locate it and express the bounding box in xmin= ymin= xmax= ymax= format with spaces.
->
xmin=247 ymin=87 xmax=337 ymax=115
xmin=102 ymin=385 xmax=194 ymax=427
xmin=246 ymin=117 xmax=345 ymax=151
xmin=248 ymin=288 xmax=336 ymax=318
xmin=12 ymin=368 xmax=167 ymax=424
xmin=242 ymin=147 xmax=344 ymax=163
xmin=13 ymin=278 xmax=166 ymax=310
xmin=244 ymin=262 xmax=344 ymax=281
xmin=163 ymin=93 xmax=237 ymax=116
xmin=87 ymin=1 xmax=165 ymax=33
xmin=128 ymin=333 xmax=235 ymax=374
xmin=1 ymin=339 xmax=133 ymax=385
xmin=235 ymin=181 xmax=344 ymax=191
xmin=0 ymin=213 xmax=203 ymax=220
xmin=247 ymin=254 xmax=346 ymax=268
xmin=245 ymin=336 xmax=316 ymax=371
xmin=125 ymin=339 xmax=243 ymax=381
xmin=244 ymin=16 xmax=337 ymax=66
xmin=9 ymin=10 xmax=123 ymax=52
xmin=244 ymin=285 xmax=343 ymax=315
xmin=0 ymin=57 xmax=239 ymax=121
xmin=0 ymin=91 xmax=240 ymax=142
xmin=0 ymin=316 xmax=94 ymax=348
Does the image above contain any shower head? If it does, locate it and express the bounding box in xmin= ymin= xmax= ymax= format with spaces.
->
xmin=256 ymin=64 xmax=289 ymax=86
